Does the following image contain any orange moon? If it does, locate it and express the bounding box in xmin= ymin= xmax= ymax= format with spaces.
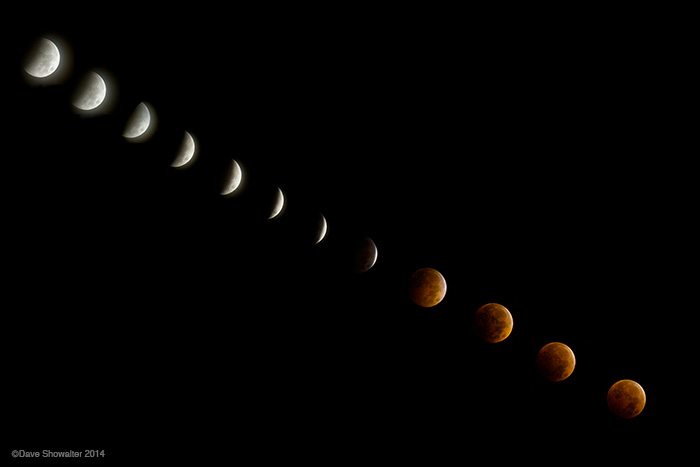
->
xmin=473 ymin=303 xmax=513 ymax=343
xmin=607 ymin=379 xmax=646 ymax=419
xmin=408 ymin=268 xmax=446 ymax=307
xmin=536 ymin=342 xmax=576 ymax=381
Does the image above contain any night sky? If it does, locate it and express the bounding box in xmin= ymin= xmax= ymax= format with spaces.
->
xmin=7 ymin=7 xmax=684 ymax=462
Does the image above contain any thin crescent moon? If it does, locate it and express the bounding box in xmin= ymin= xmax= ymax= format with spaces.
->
xmin=24 ymin=38 xmax=60 ymax=78
xmin=314 ymin=214 xmax=328 ymax=244
xmin=220 ymin=159 xmax=242 ymax=195
xmin=368 ymin=238 xmax=378 ymax=269
xmin=172 ymin=131 xmax=197 ymax=168
xmin=268 ymin=187 xmax=285 ymax=219
xmin=73 ymin=71 xmax=106 ymax=111
xmin=123 ymin=102 xmax=151 ymax=139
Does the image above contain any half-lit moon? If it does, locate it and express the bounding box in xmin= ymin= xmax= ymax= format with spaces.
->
xmin=268 ymin=187 xmax=285 ymax=219
xmin=24 ymin=38 xmax=60 ymax=78
xmin=72 ymin=72 xmax=106 ymax=111
xmin=220 ymin=159 xmax=242 ymax=195
xmin=123 ymin=102 xmax=151 ymax=139
xmin=172 ymin=131 xmax=197 ymax=168
xmin=314 ymin=214 xmax=328 ymax=244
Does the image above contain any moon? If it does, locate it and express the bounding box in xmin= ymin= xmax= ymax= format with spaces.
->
xmin=24 ymin=38 xmax=60 ymax=78
xmin=72 ymin=71 xmax=106 ymax=111
xmin=314 ymin=214 xmax=328 ymax=244
xmin=268 ymin=187 xmax=285 ymax=219
xmin=123 ymin=102 xmax=152 ymax=139
xmin=350 ymin=236 xmax=377 ymax=273
xmin=220 ymin=159 xmax=242 ymax=194
xmin=607 ymin=379 xmax=646 ymax=419
xmin=408 ymin=268 xmax=446 ymax=307
xmin=536 ymin=342 xmax=576 ymax=381
xmin=172 ymin=131 xmax=197 ymax=168
xmin=473 ymin=303 xmax=513 ymax=343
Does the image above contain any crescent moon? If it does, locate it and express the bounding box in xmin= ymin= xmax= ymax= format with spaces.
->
xmin=72 ymin=71 xmax=106 ymax=111
xmin=314 ymin=214 xmax=328 ymax=244
xmin=220 ymin=159 xmax=242 ymax=195
xmin=24 ymin=38 xmax=60 ymax=78
xmin=172 ymin=131 xmax=197 ymax=168
xmin=268 ymin=187 xmax=285 ymax=219
xmin=123 ymin=102 xmax=151 ymax=139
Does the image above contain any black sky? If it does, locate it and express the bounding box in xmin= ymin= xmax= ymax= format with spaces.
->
xmin=7 ymin=7 xmax=684 ymax=462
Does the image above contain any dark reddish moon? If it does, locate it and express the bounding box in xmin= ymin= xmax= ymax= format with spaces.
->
xmin=536 ymin=342 xmax=576 ymax=381
xmin=408 ymin=268 xmax=446 ymax=307
xmin=607 ymin=379 xmax=646 ymax=419
xmin=473 ymin=303 xmax=513 ymax=343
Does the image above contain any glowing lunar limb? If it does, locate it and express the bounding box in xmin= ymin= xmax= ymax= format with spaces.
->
xmin=123 ymin=102 xmax=151 ymax=139
xmin=268 ymin=187 xmax=285 ymax=219
xmin=72 ymin=72 xmax=107 ymax=111
xmin=314 ymin=214 xmax=328 ymax=244
xmin=172 ymin=131 xmax=197 ymax=168
xmin=220 ymin=159 xmax=242 ymax=194
xmin=24 ymin=38 xmax=60 ymax=78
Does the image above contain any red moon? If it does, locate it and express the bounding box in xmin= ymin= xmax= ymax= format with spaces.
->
xmin=473 ymin=303 xmax=513 ymax=343
xmin=607 ymin=379 xmax=646 ymax=419
xmin=408 ymin=268 xmax=446 ymax=307
xmin=536 ymin=342 xmax=576 ymax=381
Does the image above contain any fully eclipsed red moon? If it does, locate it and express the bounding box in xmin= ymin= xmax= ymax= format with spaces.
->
xmin=536 ymin=342 xmax=576 ymax=381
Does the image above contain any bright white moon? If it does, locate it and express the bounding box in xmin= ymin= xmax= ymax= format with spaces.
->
xmin=24 ymin=38 xmax=60 ymax=78
xmin=123 ymin=102 xmax=151 ymax=139
xmin=221 ymin=159 xmax=242 ymax=195
xmin=314 ymin=214 xmax=328 ymax=244
xmin=73 ymin=72 xmax=106 ymax=111
xmin=268 ymin=187 xmax=285 ymax=219
xmin=172 ymin=131 xmax=197 ymax=168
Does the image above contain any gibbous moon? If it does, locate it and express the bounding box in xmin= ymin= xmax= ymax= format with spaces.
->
xmin=24 ymin=38 xmax=60 ymax=78
xmin=123 ymin=102 xmax=152 ymax=139
xmin=408 ymin=268 xmax=446 ymax=307
xmin=220 ymin=159 xmax=243 ymax=195
xmin=536 ymin=342 xmax=576 ymax=381
xmin=72 ymin=71 xmax=106 ymax=111
xmin=607 ymin=379 xmax=646 ymax=419
xmin=268 ymin=187 xmax=285 ymax=219
xmin=473 ymin=303 xmax=513 ymax=343
xmin=314 ymin=214 xmax=328 ymax=244
xmin=172 ymin=131 xmax=197 ymax=168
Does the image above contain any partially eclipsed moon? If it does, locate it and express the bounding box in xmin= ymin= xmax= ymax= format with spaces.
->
xmin=172 ymin=131 xmax=197 ymax=168
xmin=24 ymin=38 xmax=60 ymax=78
xmin=73 ymin=72 xmax=106 ymax=111
xmin=314 ymin=214 xmax=328 ymax=244
xmin=607 ymin=379 xmax=646 ymax=419
xmin=351 ymin=236 xmax=377 ymax=273
xmin=473 ymin=303 xmax=513 ymax=343
xmin=123 ymin=102 xmax=151 ymax=139
xmin=268 ymin=187 xmax=285 ymax=219
xmin=408 ymin=268 xmax=446 ymax=307
xmin=221 ymin=159 xmax=242 ymax=194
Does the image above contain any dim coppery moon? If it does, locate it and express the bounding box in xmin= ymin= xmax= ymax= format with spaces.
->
xmin=408 ymin=268 xmax=446 ymax=307
xmin=536 ymin=342 xmax=576 ymax=381
xmin=473 ymin=303 xmax=513 ymax=343
xmin=607 ymin=379 xmax=646 ymax=419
